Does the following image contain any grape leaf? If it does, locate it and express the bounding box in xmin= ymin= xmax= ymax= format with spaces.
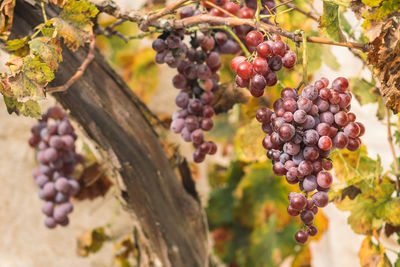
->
xmin=29 ymin=37 xmax=63 ymax=71
xmin=367 ymin=19 xmax=400 ymax=113
xmin=359 ymin=236 xmax=392 ymax=267
xmin=3 ymin=96 xmax=41 ymax=118
xmin=233 ymin=162 xmax=292 ymax=228
xmin=319 ymin=1 xmax=347 ymax=42
xmin=0 ymin=0 xmax=15 ymax=40
xmin=330 ymin=144 xmax=378 ymax=184
xmin=51 ymin=0 xmax=98 ymax=51
xmin=5 ymin=57 xmax=53 ymax=101
xmin=6 ymin=37 xmax=29 ymax=51
xmin=335 ymin=176 xmax=398 ymax=235
xmin=234 ymin=118 xmax=267 ymax=162
xmin=350 ymin=77 xmax=379 ymax=105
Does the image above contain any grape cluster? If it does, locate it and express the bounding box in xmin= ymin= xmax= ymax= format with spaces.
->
xmin=256 ymin=77 xmax=365 ymax=244
xmin=28 ymin=106 xmax=82 ymax=229
xmin=231 ymin=31 xmax=297 ymax=97
xmin=152 ymin=28 xmax=219 ymax=163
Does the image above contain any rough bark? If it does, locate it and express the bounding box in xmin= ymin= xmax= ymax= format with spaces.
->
xmin=11 ymin=1 xmax=208 ymax=266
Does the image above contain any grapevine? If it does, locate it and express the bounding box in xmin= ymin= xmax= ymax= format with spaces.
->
xmin=256 ymin=77 xmax=365 ymax=243
xmin=28 ymin=106 xmax=82 ymax=229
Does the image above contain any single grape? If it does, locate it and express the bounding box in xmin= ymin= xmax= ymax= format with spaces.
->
xmin=295 ymin=230 xmax=309 ymax=244
xmin=312 ymin=191 xmax=329 ymax=207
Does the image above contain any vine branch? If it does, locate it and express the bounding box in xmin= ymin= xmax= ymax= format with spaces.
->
xmin=385 ymin=107 xmax=400 ymax=196
xmin=96 ymin=1 xmax=370 ymax=52
xmin=46 ymin=36 xmax=96 ymax=93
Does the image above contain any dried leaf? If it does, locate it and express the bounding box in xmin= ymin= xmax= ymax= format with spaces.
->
xmin=368 ymin=19 xmax=400 ymax=113
xmin=75 ymin=162 xmax=113 ymax=201
xmin=113 ymin=236 xmax=138 ymax=265
xmin=77 ymin=227 xmax=109 ymax=257
xmin=0 ymin=0 xmax=15 ymax=40
xmin=359 ymin=236 xmax=392 ymax=267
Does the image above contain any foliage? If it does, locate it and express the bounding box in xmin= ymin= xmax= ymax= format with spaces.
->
xmin=330 ymin=145 xmax=400 ymax=264
xmin=0 ymin=0 xmax=98 ymax=118
xmin=206 ymin=161 xmax=328 ymax=267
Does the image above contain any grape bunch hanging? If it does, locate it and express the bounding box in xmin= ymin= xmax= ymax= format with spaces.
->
xmin=152 ymin=0 xmax=281 ymax=162
xmin=256 ymin=77 xmax=365 ymax=243
xmin=29 ymin=106 xmax=82 ymax=229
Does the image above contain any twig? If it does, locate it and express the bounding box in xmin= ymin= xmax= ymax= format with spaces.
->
xmin=385 ymin=107 xmax=400 ymax=196
xmin=147 ymin=0 xmax=190 ymax=22
xmin=108 ymin=18 xmax=125 ymax=30
xmin=46 ymin=36 xmax=96 ymax=93
xmin=278 ymin=0 xmax=318 ymax=21
xmin=175 ymin=15 xmax=370 ymax=51
xmin=96 ymin=1 xmax=370 ymax=52
xmin=41 ymin=2 xmax=48 ymax=22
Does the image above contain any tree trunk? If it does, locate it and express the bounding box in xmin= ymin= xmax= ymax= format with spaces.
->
xmin=11 ymin=1 xmax=208 ymax=266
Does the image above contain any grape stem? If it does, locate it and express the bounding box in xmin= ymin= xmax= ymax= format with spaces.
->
xmin=46 ymin=35 xmax=96 ymax=93
xmin=385 ymin=107 xmax=400 ymax=196
xmin=255 ymin=0 xmax=262 ymax=24
xmin=209 ymin=25 xmax=251 ymax=57
xmin=96 ymin=1 xmax=370 ymax=52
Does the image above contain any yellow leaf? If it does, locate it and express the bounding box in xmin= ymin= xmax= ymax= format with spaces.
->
xmin=359 ymin=236 xmax=392 ymax=267
xmin=292 ymin=245 xmax=311 ymax=267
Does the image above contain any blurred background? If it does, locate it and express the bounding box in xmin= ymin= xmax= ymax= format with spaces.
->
xmin=0 ymin=0 xmax=398 ymax=266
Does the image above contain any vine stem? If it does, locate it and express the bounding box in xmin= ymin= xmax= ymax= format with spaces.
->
xmin=41 ymin=2 xmax=48 ymax=22
xmin=97 ymin=0 xmax=370 ymax=52
xmin=385 ymin=107 xmax=400 ymax=196
xmin=46 ymin=36 xmax=96 ymax=93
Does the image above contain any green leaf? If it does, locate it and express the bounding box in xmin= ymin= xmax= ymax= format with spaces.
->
xmin=3 ymin=96 xmax=41 ymax=118
xmin=350 ymin=78 xmax=378 ymax=105
xmin=320 ymin=1 xmax=346 ymax=42
xmin=233 ymin=162 xmax=292 ymax=228
xmin=29 ymin=37 xmax=63 ymax=71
